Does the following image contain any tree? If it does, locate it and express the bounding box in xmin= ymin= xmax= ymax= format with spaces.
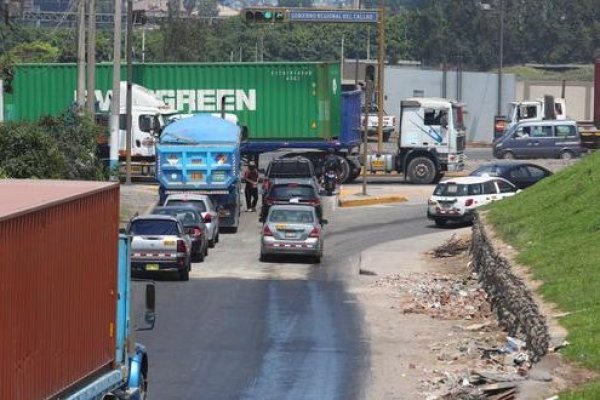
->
xmin=278 ymin=0 xmax=314 ymax=7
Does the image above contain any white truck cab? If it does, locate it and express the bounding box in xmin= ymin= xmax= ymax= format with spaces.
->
xmin=508 ymin=98 xmax=567 ymax=126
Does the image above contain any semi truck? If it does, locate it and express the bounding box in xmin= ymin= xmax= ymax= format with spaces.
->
xmin=156 ymin=114 xmax=243 ymax=231
xmin=364 ymin=97 xmax=466 ymax=183
xmin=0 ymin=180 xmax=155 ymax=400
xmin=2 ymin=62 xmax=464 ymax=184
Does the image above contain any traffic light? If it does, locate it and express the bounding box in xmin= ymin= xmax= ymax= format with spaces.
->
xmin=244 ymin=8 xmax=286 ymax=24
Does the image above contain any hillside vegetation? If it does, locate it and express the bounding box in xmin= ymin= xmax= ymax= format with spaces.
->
xmin=487 ymin=152 xmax=600 ymax=396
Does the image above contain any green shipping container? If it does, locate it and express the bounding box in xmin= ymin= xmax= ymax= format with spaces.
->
xmin=4 ymin=62 xmax=341 ymax=141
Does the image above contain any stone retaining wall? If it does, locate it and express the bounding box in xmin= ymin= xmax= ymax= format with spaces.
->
xmin=471 ymin=214 xmax=550 ymax=363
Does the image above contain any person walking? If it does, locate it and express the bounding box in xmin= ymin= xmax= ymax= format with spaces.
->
xmin=243 ymin=161 xmax=259 ymax=212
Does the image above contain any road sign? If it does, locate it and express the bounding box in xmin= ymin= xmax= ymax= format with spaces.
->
xmin=287 ymin=9 xmax=379 ymax=23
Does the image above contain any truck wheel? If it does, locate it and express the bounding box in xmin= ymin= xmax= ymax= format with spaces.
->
xmin=407 ymin=157 xmax=437 ymax=184
xmin=338 ymin=156 xmax=351 ymax=183
xmin=383 ymin=130 xmax=392 ymax=142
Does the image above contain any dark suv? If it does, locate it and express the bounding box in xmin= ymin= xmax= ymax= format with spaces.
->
xmin=260 ymin=183 xmax=322 ymax=223
xmin=261 ymin=157 xmax=319 ymax=195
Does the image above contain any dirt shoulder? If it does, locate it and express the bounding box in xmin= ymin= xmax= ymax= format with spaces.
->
xmin=352 ymin=228 xmax=594 ymax=399
xmin=119 ymin=184 xmax=159 ymax=228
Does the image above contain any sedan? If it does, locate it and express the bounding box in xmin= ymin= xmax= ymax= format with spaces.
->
xmin=427 ymin=176 xmax=519 ymax=227
xmin=260 ymin=205 xmax=326 ymax=264
xmin=470 ymin=161 xmax=552 ymax=189
xmin=152 ymin=205 xmax=209 ymax=262
xmin=260 ymin=183 xmax=322 ymax=223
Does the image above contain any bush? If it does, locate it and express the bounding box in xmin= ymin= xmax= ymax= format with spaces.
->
xmin=39 ymin=112 xmax=107 ymax=180
xmin=0 ymin=122 xmax=63 ymax=178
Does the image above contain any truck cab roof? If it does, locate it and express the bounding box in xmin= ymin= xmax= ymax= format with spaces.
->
xmin=401 ymin=97 xmax=463 ymax=108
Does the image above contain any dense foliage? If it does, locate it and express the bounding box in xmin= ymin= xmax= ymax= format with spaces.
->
xmin=0 ymin=112 xmax=107 ymax=180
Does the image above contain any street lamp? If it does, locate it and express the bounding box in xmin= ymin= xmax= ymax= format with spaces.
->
xmin=478 ymin=0 xmax=504 ymax=117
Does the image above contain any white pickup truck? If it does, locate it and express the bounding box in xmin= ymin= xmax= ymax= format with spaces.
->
xmin=361 ymin=104 xmax=396 ymax=142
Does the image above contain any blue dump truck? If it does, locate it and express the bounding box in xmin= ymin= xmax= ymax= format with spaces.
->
xmin=1 ymin=180 xmax=155 ymax=400
xmin=156 ymin=114 xmax=243 ymax=232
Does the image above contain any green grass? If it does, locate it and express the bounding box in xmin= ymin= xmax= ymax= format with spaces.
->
xmin=502 ymin=65 xmax=594 ymax=81
xmin=486 ymin=152 xmax=600 ymax=396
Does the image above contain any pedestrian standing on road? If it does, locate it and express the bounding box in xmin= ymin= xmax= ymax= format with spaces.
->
xmin=243 ymin=161 xmax=259 ymax=212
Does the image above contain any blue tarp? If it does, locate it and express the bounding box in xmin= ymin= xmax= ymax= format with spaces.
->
xmin=160 ymin=114 xmax=240 ymax=144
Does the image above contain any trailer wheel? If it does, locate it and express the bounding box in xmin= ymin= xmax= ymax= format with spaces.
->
xmin=179 ymin=264 xmax=190 ymax=281
xmin=338 ymin=156 xmax=351 ymax=183
xmin=407 ymin=157 xmax=437 ymax=184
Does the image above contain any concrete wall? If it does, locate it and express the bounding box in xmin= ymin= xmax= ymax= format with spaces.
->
xmin=516 ymin=81 xmax=594 ymax=121
xmin=381 ymin=66 xmax=517 ymax=143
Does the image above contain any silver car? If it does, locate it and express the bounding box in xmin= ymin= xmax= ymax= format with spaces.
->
xmin=260 ymin=205 xmax=326 ymax=264
xmin=164 ymin=193 xmax=220 ymax=247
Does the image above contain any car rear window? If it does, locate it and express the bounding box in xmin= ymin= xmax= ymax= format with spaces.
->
xmin=153 ymin=208 xmax=201 ymax=226
xmin=268 ymin=161 xmax=312 ymax=178
xmin=269 ymin=185 xmax=316 ymax=199
xmin=434 ymin=183 xmax=482 ymax=196
xmin=268 ymin=209 xmax=314 ymax=223
xmin=165 ymin=199 xmax=207 ymax=212
xmin=472 ymin=166 xmax=501 ymax=176
xmin=130 ymin=220 xmax=179 ymax=235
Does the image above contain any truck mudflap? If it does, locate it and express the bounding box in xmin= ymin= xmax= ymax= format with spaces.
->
xmin=123 ymin=344 xmax=148 ymax=400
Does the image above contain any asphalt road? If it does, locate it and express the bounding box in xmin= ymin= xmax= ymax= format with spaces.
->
xmin=136 ymin=193 xmax=438 ymax=399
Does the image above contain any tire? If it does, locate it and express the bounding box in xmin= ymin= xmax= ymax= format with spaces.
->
xmin=215 ymin=233 xmax=220 ymax=243
xmin=560 ymin=150 xmax=574 ymax=160
xmin=208 ymin=239 xmax=215 ymax=248
xmin=326 ymin=188 xmax=333 ymax=196
xmin=179 ymin=264 xmax=190 ymax=281
xmin=337 ymin=156 xmax=351 ymax=183
xmin=138 ymin=372 xmax=148 ymax=400
xmin=259 ymin=253 xmax=268 ymax=262
xmin=434 ymin=218 xmax=447 ymax=227
xmin=192 ymin=245 xmax=202 ymax=262
xmin=502 ymin=151 xmax=515 ymax=160
xmin=230 ymin=226 xmax=238 ymax=234
xmin=407 ymin=157 xmax=437 ymax=184
xmin=312 ymin=255 xmax=321 ymax=264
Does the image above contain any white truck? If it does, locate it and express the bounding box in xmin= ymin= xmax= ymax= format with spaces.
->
xmin=365 ymin=97 xmax=466 ymax=184
xmin=494 ymin=95 xmax=567 ymax=139
xmin=96 ymin=82 xmax=177 ymax=177
xmin=360 ymin=104 xmax=396 ymax=142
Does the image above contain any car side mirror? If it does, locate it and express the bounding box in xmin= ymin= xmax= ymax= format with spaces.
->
xmin=135 ymin=282 xmax=156 ymax=332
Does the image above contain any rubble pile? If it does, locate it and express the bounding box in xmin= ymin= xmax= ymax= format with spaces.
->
xmin=431 ymin=235 xmax=471 ymax=258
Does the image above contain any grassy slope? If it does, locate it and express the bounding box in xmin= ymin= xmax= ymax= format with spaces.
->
xmin=486 ymin=152 xmax=600 ymax=395
xmin=503 ymin=65 xmax=594 ymax=82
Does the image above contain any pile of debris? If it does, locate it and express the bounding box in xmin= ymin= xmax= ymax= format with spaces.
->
xmin=431 ymin=235 xmax=471 ymax=258
xmin=399 ymin=272 xmax=491 ymax=321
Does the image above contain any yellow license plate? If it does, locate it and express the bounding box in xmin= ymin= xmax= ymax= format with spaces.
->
xmin=190 ymin=172 xmax=204 ymax=181
xmin=372 ymin=160 xmax=385 ymax=168
xmin=163 ymin=240 xmax=175 ymax=246
xmin=146 ymin=263 xmax=159 ymax=271
xmin=275 ymin=224 xmax=288 ymax=230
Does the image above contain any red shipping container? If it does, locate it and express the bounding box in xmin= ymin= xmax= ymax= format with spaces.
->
xmin=0 ymin=180 xmax=120 ymax=399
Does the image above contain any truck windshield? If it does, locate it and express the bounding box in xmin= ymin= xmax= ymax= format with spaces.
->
xmin=130 ymin=220 xmax=179 ymax=235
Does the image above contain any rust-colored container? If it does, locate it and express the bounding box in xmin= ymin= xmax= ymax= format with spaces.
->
xmin=0 ymin=180 xmax=120 ymax=400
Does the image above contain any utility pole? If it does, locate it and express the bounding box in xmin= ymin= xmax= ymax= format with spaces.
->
xmin=497 ymin=0 xmax=504 ymax=116
xmin=362 ymin=79 xmax=373 ymax=196
xmin=376 ymin=0 xmax=385 ymax=153
xmin=125 ymin=0 xmax=133 ymax=185
xmin=86 ymin=0 xmax=96 ymax=113
xmin=76 ymin=0 xmax=86 ymax=114
xmin=109 ymin=0 xmax=122 ymax=178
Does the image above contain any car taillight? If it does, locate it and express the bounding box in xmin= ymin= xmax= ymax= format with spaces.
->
xmin=203 ymin=214 xmax=212 ymax=223
xmin=262 ymin=225 xmax=273 ymax=236
xmin=309 ymin=227 xmax=321 ymax=238
xmin=264 ymin=198 xmax=274 ymax=206
xmin=465 ymin=198 xmax=474 ymax=207
xmin=308 ymin=199 xmax=320 ymax=206
xmin=177 ymin=240 xmax=187 ymax=252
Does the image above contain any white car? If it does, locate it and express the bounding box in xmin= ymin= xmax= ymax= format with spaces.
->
xmin=164 ymin=194 xmax=220 ymax=247
xmin=427 ymin=176 xmax=519 ymax=227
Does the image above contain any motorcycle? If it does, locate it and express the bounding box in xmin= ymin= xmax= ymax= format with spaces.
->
xmin=323 ymin=170 xmax=337 ymax=196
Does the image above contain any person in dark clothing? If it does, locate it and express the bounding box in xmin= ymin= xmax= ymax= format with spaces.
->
xmin=243 ymin=161 xmax=259 ymax=212
xmin=323 ymin=149 xmax=342 ymax=178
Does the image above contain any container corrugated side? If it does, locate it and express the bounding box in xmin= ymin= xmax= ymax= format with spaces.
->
xmin=0 ymin=182 xmax=120 ymax=400
xmin=5 ymin=63 xmax=119 ymax=121
xmin=131 ymin=62 xmax=340 ymax=140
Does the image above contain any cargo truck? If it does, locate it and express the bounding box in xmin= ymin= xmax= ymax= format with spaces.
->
xmin=156 ymin=114 xmax=243 ymax=232
xmin=365 ymin=97 xmax=466 ymax=184
xmin=0 ymin=180 xmax=155 ymax=400
xmin=578 ymin=59 xmax=600 ymax=149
